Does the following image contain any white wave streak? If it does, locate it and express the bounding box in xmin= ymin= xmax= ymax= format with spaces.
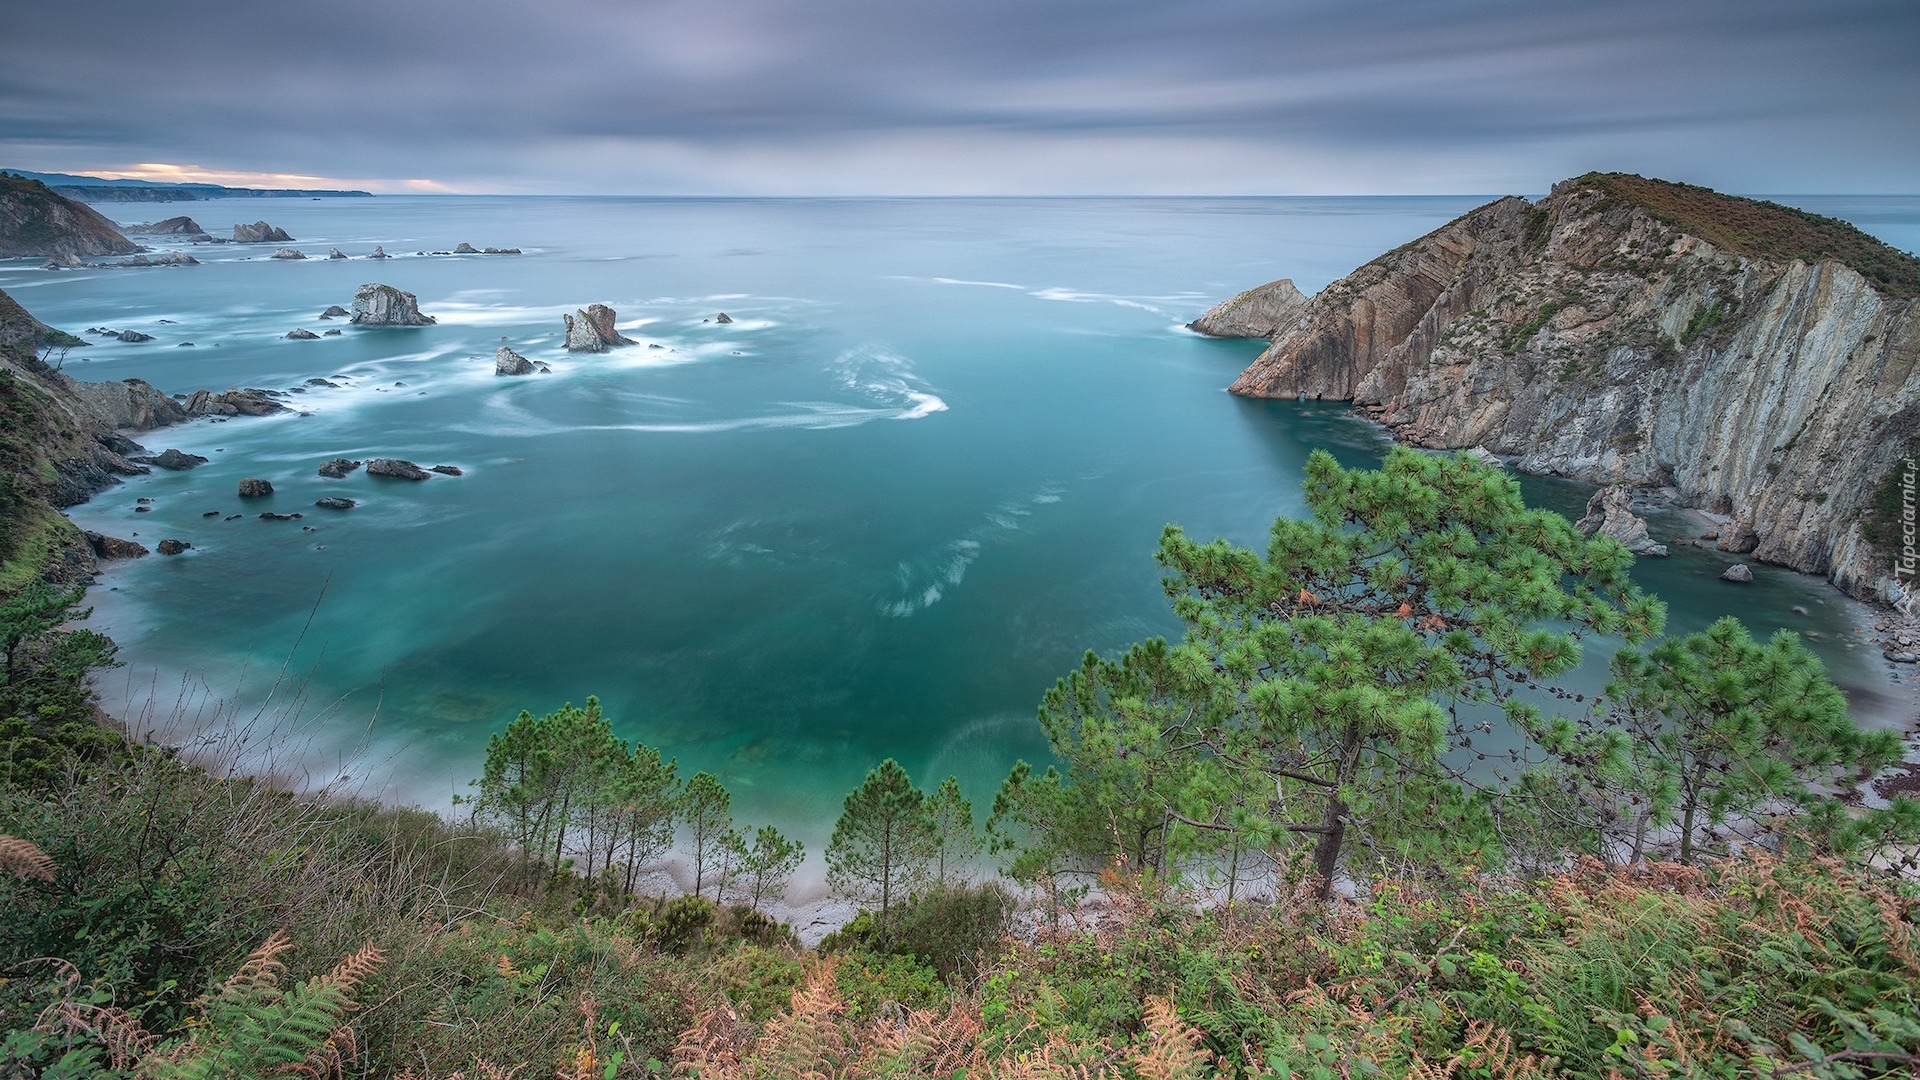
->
xmin=1028 ymin=286 xmax=1168 ymax=315
xmin=829 ymin=346 xmax=949 ymax=421
xmin=881 ymin=481 xmax=1065 ymax=617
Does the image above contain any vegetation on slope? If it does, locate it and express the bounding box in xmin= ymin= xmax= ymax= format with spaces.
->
xmin=1577 ymin=171 xmax=1920 ymax=298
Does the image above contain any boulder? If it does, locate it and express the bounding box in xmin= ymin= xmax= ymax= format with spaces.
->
xmin=482 ymin=247 xmax=521 ymax=255
xmin=317 ymin=457 xmax=361 ymax=478
xmin=321 ymin=305 xmax=349 ymax=317
xmin=271 ymin=247 xmax=306 ymax=260
xmin=454 ymin=242 xmax=478 ymax=254
xmin=563 ymin=303 xmax=634 ymax=351
xmin=83 ymin=531 xmax=148 ymax=559
xmin=131 ymin=448 xmax=208 ymax=471
xmin=1574 ymin=485 xmax=1669 ymax=557
xmin=286 ymin=328 xmax=320 ymax=340
xmin=1721 ymin=564 xmax=1754 ymax=583
xmin=238 ymin=477 xmax=274 ymax=498
xmin=368 ymin=245 xmax=389 ymax=259
xmin=1188 ymin=278 xmax=1310 ymax=338
xmin=116 ymin=329 xmax=154 ymax=343
xmin=233 ymin=221 xmax=294 ymax=243
xmin=714 ymin=311 xmax=733 ymax=324
xmin=323 ymin=329 xmax=341 ymax=336
xmin=429 ymin=464 xmax=462 ymax=476
xmin=41 ymin=254 xmax=84 ymax=270
xmin=366 ymin=457 xmax=430 ymax=480
xmin=495 ymin=345 xmax=535 ymax=375
xmin=350 ymin=283 xmax=435 ymax=326
xmin=327 ymin=248 xmax=347 ymax=260
xmin=314 ymin=496 xmax=357 ymax=510
xmin=156 ymin=539 xmax=191 ymax=555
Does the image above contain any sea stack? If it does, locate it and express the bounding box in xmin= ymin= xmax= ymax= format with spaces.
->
xmin=350 ymin=283 xmax=436 ymax=326
xmin=563 ymin=304 xmax=635 ymax=351
xmin=233 ymin=221 xmax=294 ymax=243
xmin=495 ymin=346 xmax=536 ymax=375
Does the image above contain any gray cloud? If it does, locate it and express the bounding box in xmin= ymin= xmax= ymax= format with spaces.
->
xmin=1 ymin=0 xmax=1914 ymax=192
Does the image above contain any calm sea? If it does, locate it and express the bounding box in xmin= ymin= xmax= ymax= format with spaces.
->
xmin=5 ymin=193 xmax=1916 ymax=846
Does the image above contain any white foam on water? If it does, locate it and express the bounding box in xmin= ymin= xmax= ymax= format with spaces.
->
xmin=1028 ymin=286 xmax=1166 ymax=315
xmin=878 ymin=487 xmax=1057 ymax=617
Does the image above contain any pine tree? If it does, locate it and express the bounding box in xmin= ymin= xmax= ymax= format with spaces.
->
xmin=826 ymin=759 xmax=935 ymax=920
xmin=737 ymin=825 xmax=805 ymax=911
xmin=681 ymin=771 xmax=734 ymax=900
xmin=925 ymin=775 xmax=980 ymax=885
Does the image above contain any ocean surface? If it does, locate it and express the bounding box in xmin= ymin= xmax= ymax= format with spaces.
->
xmin=5 ymin=193 xmax=1918 ymax=851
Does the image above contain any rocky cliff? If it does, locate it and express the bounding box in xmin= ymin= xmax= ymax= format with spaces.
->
xmin=1221 ymin=173 xmax=1920 ymax=601
xmin=0 ymin=173 xmax=143 ymax=258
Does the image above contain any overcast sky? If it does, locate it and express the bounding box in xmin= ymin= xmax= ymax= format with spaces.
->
xmin=3 ymin=0 xmax=1915 ymax=195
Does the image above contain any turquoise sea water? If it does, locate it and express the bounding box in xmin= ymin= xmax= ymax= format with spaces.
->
xmin=4 ymin=194 xmax=1917 ymax=848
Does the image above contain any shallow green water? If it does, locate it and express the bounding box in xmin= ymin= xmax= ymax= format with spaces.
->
xmin=4 ymin=194 xmax=1912 ymax=845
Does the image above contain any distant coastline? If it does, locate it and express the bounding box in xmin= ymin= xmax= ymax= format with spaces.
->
xmin=4 ymin=168 xmax=374 ymax=202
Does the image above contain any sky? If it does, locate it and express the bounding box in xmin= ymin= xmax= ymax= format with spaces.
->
xmin=2 ymin=0 xmax=1915 ymax=196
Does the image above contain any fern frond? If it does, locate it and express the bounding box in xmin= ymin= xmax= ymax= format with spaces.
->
xmin=318 ymin=940 xmax=385 ymax=999
xmin=1132 ymin=996 xmax=1211 ymax=1080
xmin=0 ymin=834 xmax=56 ymax=881
xmin=39 ymin=999 xmax=154 ymax=1070
xmin=214 ymin=929 xmax=295 ymax=1002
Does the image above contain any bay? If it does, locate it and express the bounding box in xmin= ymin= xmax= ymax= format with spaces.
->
xmin=5 ymin=193 xmax=1913 ymax=850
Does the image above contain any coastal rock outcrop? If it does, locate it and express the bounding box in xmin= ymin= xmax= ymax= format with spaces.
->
xmin=64 ymin=377 xmax=190 ymax=431
xmin=1575 ymin=485 xmax=1669 ymax=557
xmin=350 ymin=283 xmax=435 ymax=326
xmin=183 ymin=388 xmax=287 ymax=417
xmin=1189 ymin=278 xmax=1309 ymax=338
xmin=128 ymin=215 xmax=206 ymax=236
xmin=272 ymin=247 xmax=306 ymax=260
xmin=454 ymin=242 xmax=478 ymax=254
xmin=327 ymin=248 xmax=346 ymax=260
xmin=314 ymin=496 xmax=356 ymax=510
xmin=156 ymin=539 xmax=191 ymax=555
xmin=131 ymin=448 xmax=208 ymax=471
xmin=238 ymin=478 xmax=274 ymax=497
xmin=368 ymin=246 xmax=389 ymax=259
xmin=563 ymin=304 xmax=634 ymax=351
xmin=287 ymin=328 xmax=319 ymax=340
xmin=1722 ymin=564 xmax=1754 ymax=583
xmin=1216 ymin=172 xmax=1920 ymax=600
xmin=366 ymin=457 xmax=431 ymax=480
xmin=495 ymin=345 xmax=535 ymax=375
xmin=714 ymin=312 xmax=733 ymax=324
xmin=84 ymin=532 xmax=148 ymax=559
xmin=0 ymin=174 xmax=144 ymax=258
xmin=233 ymin=221 xmax=294 ymax=243
xmin=320 ymin=305 xmax=350 ymax=318
xmin=318 ymin=458 xmax=361 ymax=478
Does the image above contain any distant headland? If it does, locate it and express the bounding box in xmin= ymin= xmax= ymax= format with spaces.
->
xmin=3 ymin=168 xmax=374 ymax=202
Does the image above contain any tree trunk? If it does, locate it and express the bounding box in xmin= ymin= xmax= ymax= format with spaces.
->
xmin=1311 ymin=721 xmax=1364 ymax=902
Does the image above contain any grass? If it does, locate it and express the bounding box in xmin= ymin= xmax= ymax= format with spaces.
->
xmin=1571 ymin=172 xmax=1920 ymax=299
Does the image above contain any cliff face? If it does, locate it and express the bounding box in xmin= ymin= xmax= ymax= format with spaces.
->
xmin=0 ymin=173 xmax=143 ymax=257
xmin=1226 ymin=174 xmax=1920 ymax=601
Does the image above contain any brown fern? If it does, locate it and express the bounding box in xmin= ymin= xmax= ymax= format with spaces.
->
xmin=214 ymin=928 xmax=296 ymax=1001
xmin=748 ymin=958 xmax=850 ymax=1079
xmin=319 ymin=939 xmax=386 ymax=999
xmin=1132 ymin=996 xmax=1212 ymax=1080
xmin=673 ymin=1004 xmax=748 ymax=1078
xmin=0 ymin=834 xmax=56 ymax=882
xmin=38 ymin=999 xmax=155 ymax=1071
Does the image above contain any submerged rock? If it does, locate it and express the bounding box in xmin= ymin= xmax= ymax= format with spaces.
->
xmin=317 ymin=457 xmax=361 ymax=478
xmin=366 ymin=457 xmax=430 ymax=480
xmin=238 ymin=477 xmax=274 ymax=498
xmin=1574 ymin=485 xmax=1669 ymax=557
xmin=259 ymin=511 xmax=303 ymax=521
xmin=429 ymin=464 xmax=462 ymax=476
xmin=495 ymin=345 xmax=535 ymax=375
xmin=563 ymin=303 xmax=634 ymax=351
xmin=350 ymin=283 xmax=435 ymax=326
xmin=314 ymin=496 xmax=357 ymax=510
xmin=286 ymin=328 xmax=320 ymax=340
xmin=233 ymin=221 xmax=294 ymax=243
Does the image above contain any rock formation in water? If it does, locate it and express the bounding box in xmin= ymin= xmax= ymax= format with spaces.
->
xmin=287 ymin=328 xmax=319 ymax=340
xmin=320 ymin=305 xmax=350 ymax=318
xmin=156 ymin=539 xmax=191 ymax=555
xmin=84 ymin=532 xmax=148 ymax=560
xmin=328 ymin=248 xmax=347 ymax=259
xmin=714 ymin=311 xmax=733 ymax=324
xmin=369 ymin=246 xmax=389 ymax=259
xmin=350 ymin=283 xmax=436 ymax=325
xmin=318 ymin=458 xmax=361 ymax=478
xmin=1189 ymin=278 xmax=1309 ymax=338
xmin=1575 ymin=485 xmax=1668 ymax=557
xmin=272 ymin=247 xmax=306 ymax=260
xmin=131 ymin=448 xmax=208 ymax=471
xmin=238 ymin=478 xmax=274 ymax=498
xmin=232 ymin=221 xmax=294 ymax=243
xmin=128 ymin=216 xmax=207 ymax=236
xmin=182 ymin=388 xmax=288 ymax=417
xmin=454 ymin=242 xmax=478 ymax=254
xmin=1216 ymin=172 xmax=1920 ymax=601
xmin=495 ymin=345 xmax=535 ymax=375
xmin=367 ymin=458 xmax=431 ymax=480
xmin=563 ymin=304 xmax=634 ymax=351
xmin=315 ymin=496 xmax=356 ymax=510
xmin=0 ymin=173 xmax=144 ymax=258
